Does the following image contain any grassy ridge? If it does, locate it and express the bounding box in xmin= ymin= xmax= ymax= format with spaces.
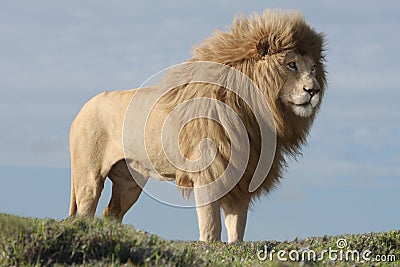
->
xmin=0 ymin=213 xmax=399 ymax=266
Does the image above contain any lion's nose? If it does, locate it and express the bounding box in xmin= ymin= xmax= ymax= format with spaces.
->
xmin=303 ymin=88 xmax=320 ymax=97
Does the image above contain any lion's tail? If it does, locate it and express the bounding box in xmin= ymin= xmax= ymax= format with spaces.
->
xmin=69 ymin=180 xmax=77 ymax=217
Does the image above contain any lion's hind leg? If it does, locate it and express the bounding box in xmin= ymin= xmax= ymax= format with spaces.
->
xmin=72 ymin=168 xmax=106 ymax=217
xmin=70 ymin=148 xmax=109 ymax=217
xmin=70 ymin=174 xmax=105 ymax=217
xmin=103 ymin=160 xmax=146 ymax=222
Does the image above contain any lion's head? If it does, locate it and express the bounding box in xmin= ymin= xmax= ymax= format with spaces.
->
xmin=281 ymin=52 xmax=322 ymax=117
xmin=181 ymin=9 xmax=326 ymax=138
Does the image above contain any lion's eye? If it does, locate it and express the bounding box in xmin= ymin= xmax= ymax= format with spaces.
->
xmin=287 ymin=61 xmax=297 ymax=71
xmin=310 ymin=65 xmax=316 ymax=73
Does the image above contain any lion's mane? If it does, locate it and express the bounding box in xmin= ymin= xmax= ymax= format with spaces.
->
xmin=154 ymin=10 xmax=327 ymax=202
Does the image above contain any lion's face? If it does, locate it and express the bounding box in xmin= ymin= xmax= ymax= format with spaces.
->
xmin=280 ymin=52 xmax=321 ymax=117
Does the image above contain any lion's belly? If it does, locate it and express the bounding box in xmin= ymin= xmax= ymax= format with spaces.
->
xmin=122 ymin=87 xmax=179 ymax=182
xmin=123 ymin=138 xmax=178 ymax=182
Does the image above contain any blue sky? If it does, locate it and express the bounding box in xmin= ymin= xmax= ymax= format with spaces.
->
xmin=0 ymin=1 xmax=399 ymax=242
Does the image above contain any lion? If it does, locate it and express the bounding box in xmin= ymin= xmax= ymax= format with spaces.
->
xmin=69 ymin=9 xmax=326 ymax=243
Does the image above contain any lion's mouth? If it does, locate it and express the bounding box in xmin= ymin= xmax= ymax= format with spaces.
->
xmin=289 ymin=101 xmax=312 ymax=107
xmin=287 ymin=101 xmax=315 ymax=117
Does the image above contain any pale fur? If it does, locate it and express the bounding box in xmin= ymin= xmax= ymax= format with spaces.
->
xmin=69 ymin=10 xmax=326 ymax=243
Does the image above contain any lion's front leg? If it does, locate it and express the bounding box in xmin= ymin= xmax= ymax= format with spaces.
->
xmin=221 ymin=197 xmax=250 ymax=243
xmin=195 ymin=200 xmax=222 ymax=242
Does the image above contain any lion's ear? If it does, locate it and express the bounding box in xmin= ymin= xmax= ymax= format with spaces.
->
xmin=256 ymin=36 xmax=270 ymax=57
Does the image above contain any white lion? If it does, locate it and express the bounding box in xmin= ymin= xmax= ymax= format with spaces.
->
xmin=69 ymin=10 xmax=326 ymax=243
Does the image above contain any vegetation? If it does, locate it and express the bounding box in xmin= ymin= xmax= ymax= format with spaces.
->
xmin=0 ymin=213 xmax=399 ymax=266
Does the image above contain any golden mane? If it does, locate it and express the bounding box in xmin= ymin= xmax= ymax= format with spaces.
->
xmin=156 ymin=9 xmax=327 ymax=200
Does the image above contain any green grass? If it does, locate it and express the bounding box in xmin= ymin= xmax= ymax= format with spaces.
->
xmin=0 ymin=213 xmax=399 ymax=266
